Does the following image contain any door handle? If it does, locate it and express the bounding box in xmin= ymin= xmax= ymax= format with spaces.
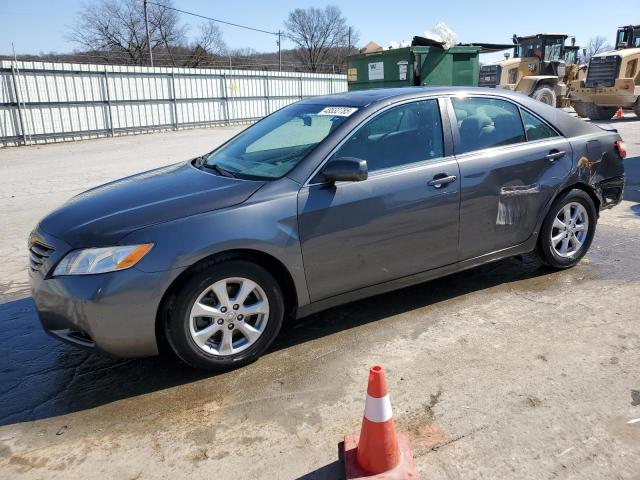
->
xmin=545 ymin=150 xmax=566 ymax=162
xmin=428 ymin=174 xmax=457 ymax=188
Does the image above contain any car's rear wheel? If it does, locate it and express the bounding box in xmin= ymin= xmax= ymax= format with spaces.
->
xmin=536 ymin=189 xmax=597 ymax=269
xmin=166 ymin=260 xmax=284 ymax=371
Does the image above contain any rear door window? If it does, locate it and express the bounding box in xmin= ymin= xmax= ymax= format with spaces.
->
xmin=451 ymin=97 xmax=526 ymax=154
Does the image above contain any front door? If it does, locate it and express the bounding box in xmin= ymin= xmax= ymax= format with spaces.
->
xmin=297 ymin=99 xmax=461 ymax=302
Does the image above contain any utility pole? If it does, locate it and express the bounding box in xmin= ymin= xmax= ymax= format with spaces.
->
xmin=348 ymin=27 xmax=351 ymax=51
xmin=277 ymin=30 xmax=282 ymax=71
xmin=144 ymin=0 xmax=154 ymax=67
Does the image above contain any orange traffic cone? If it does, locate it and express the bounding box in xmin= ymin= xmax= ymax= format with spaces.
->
xmin=343 ymin=366 xmax=418 ymax=479
xmin=616 ymin=107 xmax=623 ymax=119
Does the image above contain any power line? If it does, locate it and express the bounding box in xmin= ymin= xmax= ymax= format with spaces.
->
xmin=143 ymin=1 xmax=284 ymax=70
xmin=145 ymin=1 xmax=278 ymax=36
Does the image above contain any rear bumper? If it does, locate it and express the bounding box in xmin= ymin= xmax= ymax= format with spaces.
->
xmin=596 ymin=175 xmax=625 ymax=210
xmin=28 ymin=229 xmax=186 ymax=358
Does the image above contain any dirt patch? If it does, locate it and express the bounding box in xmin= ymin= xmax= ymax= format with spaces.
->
xmin=8 ymin=454 xmax=49 ymax=472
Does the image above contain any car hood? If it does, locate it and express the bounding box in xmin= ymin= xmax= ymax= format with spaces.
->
xmin=39 ymin=161 xmax=265 ymax=247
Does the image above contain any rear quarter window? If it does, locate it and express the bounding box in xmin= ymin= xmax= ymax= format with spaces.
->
xmin=521 ymin=109 xmax=559 ymax=141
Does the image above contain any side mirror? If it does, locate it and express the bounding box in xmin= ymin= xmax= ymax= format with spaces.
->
xmin=321 ymin=157 xmax=368 ymax=183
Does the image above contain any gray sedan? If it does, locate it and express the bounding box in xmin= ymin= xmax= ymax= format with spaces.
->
xmin=29 ymin=87 xmax=626 ymax=370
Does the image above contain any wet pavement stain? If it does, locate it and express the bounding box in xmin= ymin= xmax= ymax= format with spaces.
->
xmin=0 ymin=294 xmax=209 ymax=425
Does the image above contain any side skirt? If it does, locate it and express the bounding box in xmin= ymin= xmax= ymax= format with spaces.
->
xmin=295 ymin=235 xmax=538 ymax=319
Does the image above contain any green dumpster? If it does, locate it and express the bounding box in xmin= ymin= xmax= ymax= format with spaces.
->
xmin=347 ymin=45 xmax=480 ymax=91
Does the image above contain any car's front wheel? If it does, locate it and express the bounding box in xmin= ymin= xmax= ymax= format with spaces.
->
xmin=536 ymin=189 xmax=597 ymax=269
xmin=166 ymin=260 xmax=284 ymax=371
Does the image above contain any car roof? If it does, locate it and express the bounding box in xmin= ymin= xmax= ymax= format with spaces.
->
xmin=299 ymin=86 xmax=530 ymax=108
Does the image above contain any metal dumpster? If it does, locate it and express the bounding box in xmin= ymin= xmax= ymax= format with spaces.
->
xmin=347 ymin=45 xmax=480 ymax=91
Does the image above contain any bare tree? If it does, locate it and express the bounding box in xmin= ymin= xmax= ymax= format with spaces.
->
xmin=71 ymin=0 xmax=161 ymax=64
xmin=284 ymin=6 xmax=358 ymax=72
xmin=183 ymin=22 xmax=228 ymax=67
xmin=581 ymin=35 xmax=612 ymax=63
xmin=150 ymin=0 xmax=188 ymax=66
xmin=197 ymin=22 xmax=227 ymax=55
xmin=69 ymin=0 xmax=226 ymax=67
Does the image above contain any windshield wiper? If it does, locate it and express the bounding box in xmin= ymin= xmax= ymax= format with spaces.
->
xmin=201 ymin=162 xmax=236 ymax=178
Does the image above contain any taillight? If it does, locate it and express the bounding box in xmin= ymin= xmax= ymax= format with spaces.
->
xmin=615 ymin=141 xmax=627 ymax=159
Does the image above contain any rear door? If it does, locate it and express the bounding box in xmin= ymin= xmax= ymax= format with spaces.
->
xmin=297 ymin=98 xmax=460 ymax=302
xmin=448 ymin=96 xmax=572 ymax=260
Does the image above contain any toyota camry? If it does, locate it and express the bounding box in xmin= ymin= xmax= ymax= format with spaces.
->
xmin=29 ymin=87 xmax=626 ymax=370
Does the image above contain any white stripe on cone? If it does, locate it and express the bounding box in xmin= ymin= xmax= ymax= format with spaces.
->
xmin=364 ymin=393 xmax=393 ymax=423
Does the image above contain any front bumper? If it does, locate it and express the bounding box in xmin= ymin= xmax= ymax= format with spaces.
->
xmin=570 ymin=82 xmax=640 ymax=107
xmin=28 ymin=229 xmax=185 ymax=358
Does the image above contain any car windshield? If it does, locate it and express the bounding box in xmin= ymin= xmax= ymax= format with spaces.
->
xmin=203 ymin=103 xmax=358 ymax=180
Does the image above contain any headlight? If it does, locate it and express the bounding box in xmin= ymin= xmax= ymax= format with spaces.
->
xmin=53 ymin=244 xmax=154 ymax=276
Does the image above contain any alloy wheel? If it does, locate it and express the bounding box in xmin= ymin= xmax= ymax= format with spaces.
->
xmin=550 ymin=202 xmax=589 ymax=258
xmin=188 ymin=277 xmax=269 ymax=356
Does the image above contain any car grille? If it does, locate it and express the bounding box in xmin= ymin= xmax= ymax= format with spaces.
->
xmin=29 ymin=238 xmax=55 ymax=272
xmin=585 ymin=56 xmax=620 ymax=88
xmin=479 ymin=65 xmax=501 ymax=88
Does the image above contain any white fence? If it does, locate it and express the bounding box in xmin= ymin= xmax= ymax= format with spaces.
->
xmin=0 ymin=61 xmax=347 ymax=147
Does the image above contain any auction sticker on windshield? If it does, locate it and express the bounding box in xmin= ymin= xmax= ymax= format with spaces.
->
xmin=317 ymin=106 xmax=358 ymax=117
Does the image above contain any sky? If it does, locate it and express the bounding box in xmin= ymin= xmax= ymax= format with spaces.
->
xmin=0 ymin=0 xmax=625 ymax=64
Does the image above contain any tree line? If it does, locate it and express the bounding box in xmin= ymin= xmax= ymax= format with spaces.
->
xmin=11 ymin=0 xmax=359 ymax=73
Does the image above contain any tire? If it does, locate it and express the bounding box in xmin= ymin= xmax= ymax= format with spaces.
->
xmin=572 ymin=101 xmax=588 ymax=118
xmin=536 ymin=189 xmax=597 ymax=269
xmin=165 ymin=260 xmax=284 ymax=371
xmin=532 ymin=86 xmax=557 ymax=106
xmin=633 ymin=98 xmax=640 ymax=118
xmin=583 ymin=102 xmax=617 ymax=120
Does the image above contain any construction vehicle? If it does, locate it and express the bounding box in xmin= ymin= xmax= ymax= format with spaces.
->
xmin=570 ymin=25 xmax=640 ymax=120
xmin=615 ymin=24 xmax=640 ymax=49
xmin=479 ymin=33 xmax=577 ymax=106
